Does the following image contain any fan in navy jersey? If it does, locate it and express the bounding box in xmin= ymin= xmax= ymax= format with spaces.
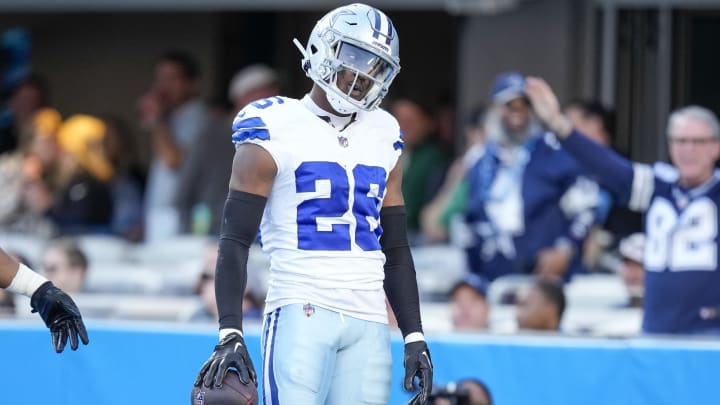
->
xmin=527 ymin=77 xmax=720 ymax=335
xmin=193 ymin=4 xmax=432 ymax=404
xmin=462 ymin=72 xmax=604 ymax=283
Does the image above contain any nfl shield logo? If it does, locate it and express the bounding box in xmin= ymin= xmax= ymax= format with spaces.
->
xmin=303 ymin=303 xmax=315 ymax=317
xmin=194 ymin=390 xmax=205 ymax=405
xmin=338 ymin=136 xmax=349 ymax=148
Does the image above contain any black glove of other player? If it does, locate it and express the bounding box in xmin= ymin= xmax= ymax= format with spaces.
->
xmin=195 ymin=332 xmax=258 ymax=388
xmin=404 ymin=341 xmax=433 ymax=405
xmin=30 ymin=281 xmax=89 ymax=353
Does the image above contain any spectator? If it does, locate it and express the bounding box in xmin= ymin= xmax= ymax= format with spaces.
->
xmin=527 ymin=77 xmax=720 ymax=334
xmin=189 ymin=241 xmax=262 ymax=322
xmin=176 ymin=64 xmax=279 ymax=235
xmin=0 ymin=108 xmax=57 ymax=227
xmin=0 ymin=108 xmax=61 ymax=237
xmin=49 ymin=114 xmax=113 ymax=234
xmin=564 ymin=100 xmax=643 ymax=273
xmin=389 ymin=96 xmax=451 ymax=240
xmin=457 ymin=379 xmax=492 ymax=405
xmin=449 ymin=273 xmax=490 ymax=331
xmin=189 ymin=244 xmax=219 ymax=322
xmin=227 ymin=64 xmax=280 ymax=114
xmin=564 ymin=99 xmax=614 ymax=146
xmin=138 ymin=51 xmax=208 ymax=241
xmin=463 ymin=72 xmax=602 ymax=283
xmin=0 ymin=73 xmax=49 ymax=155
xmin=421 ymin=106 xmax=485 ymax=244
xmin=516 ymin=278 xmax=566 ymax=332
xmin=41 ymin=238 xmax=88 ymax=293
xmin=431 ymin=379 xmax=493 ymax=405
xmin=618 ymin=233 xmax=645 ymax=308
xmin=101 ymin=116 xmax=144 ymax=242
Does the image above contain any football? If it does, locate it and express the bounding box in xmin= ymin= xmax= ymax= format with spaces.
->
xmin=191 ymin=370 xmax=258 ymax=405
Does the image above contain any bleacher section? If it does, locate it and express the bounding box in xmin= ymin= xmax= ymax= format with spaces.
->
xmin=1 ymin=233 xmax=642 ymax=336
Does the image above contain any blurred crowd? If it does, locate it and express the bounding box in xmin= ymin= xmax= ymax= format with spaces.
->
xmin=3 ymin=27 xmax=716 ymax=403
xmin=0 ymin=46 xmax=650 ymax=325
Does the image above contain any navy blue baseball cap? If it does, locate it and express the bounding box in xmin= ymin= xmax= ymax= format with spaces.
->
xmin=450 ymin=273 xmax=489 ymax=299
xmin=490 ymin=71 xmax=527 ymax=105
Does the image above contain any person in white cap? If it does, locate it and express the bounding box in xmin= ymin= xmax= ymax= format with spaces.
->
xmin=228 ymin=64 xmax=280 ymax=113
xmin=176 ymin=65 xmax=280 ymax=234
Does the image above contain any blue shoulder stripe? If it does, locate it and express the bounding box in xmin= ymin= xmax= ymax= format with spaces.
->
xmin=232 ymin=116 xmax=270 ymax=143
xmin=233 ymin=128 xmax=270 ymax=143
xmin=393 ymin=129 xmax=405 ymax=151
xmin=232 ymin=116 xmax=267 ymax=132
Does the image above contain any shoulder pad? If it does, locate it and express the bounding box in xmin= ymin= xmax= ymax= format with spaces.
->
xmin=232 ymin=113 xmax=270 ymax=143
xmin=231 ymin=97 xmax=294 ymax=144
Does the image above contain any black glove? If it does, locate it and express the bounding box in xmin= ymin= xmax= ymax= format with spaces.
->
xmin=404 ymin=341 xmax=433 ymax=405
xmin=30 ymin=281 xmax=89 ymax=353
xmin=195 ymin=332 xmax=258 ymax=388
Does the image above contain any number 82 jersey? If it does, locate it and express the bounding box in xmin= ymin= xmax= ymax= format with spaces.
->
xmin=631 ymin=162 xmax=720 ymax=334
xmin=231 ymin=95 xmax=404 ymax=322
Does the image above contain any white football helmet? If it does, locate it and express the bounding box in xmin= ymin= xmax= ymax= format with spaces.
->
xmin=293 ymin=3 xmax=401 ymax=114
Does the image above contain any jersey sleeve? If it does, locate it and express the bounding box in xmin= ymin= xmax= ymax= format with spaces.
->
xmin=562 ymin=129 xmax=655 ymax=211
xmin=230 ymin=101 xmax=286 ymax=174
xmin=393 ymin=129 xmax=405 ymax=155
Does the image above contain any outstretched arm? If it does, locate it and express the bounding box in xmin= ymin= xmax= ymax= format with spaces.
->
xmin=0 ymin=247 xmax=89 ymax=353
xmin=526 ymin=77 xmax=654 ymax=211
xmin=0 ymin=247 xmax=19 ymax=288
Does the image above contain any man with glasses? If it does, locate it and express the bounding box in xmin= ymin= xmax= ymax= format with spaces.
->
xmin=526 ymin=76 xmax=720 ymax=335
xmin=0 ymin=246 xmax=88 ymax=352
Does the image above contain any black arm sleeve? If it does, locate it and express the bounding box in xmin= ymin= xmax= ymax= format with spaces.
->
xmin=380 ymin=205 xmax=423 ymax=338
xmin=216 ymin=189 xmax=267 ymax=331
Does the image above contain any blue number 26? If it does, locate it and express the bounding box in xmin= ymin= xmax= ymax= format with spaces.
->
xmin=295 ymin=161 xmax=386 ymax=251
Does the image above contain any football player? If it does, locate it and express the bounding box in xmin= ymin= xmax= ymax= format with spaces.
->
xmin=193 ymin=3 xmax=433 ymax=404
xmin=0 ymin=246 xmax=89 ymax=352
xmin=527 ymin=77 xmax=720 ymax=335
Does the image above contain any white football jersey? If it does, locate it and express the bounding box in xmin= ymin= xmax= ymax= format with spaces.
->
xmin=231 ymin=95 xmax=403 ymax=323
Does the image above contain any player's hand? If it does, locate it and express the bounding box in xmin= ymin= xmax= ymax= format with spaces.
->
xmin=30 ymin=281 xmax=89 ymax=353
xmin=403 ymin=341 xmax=433 ymax=405
xmin=525 ymin=77 xmax=572 ymax=138
xmin=195 ymin=332 xmax=257 ymax=388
